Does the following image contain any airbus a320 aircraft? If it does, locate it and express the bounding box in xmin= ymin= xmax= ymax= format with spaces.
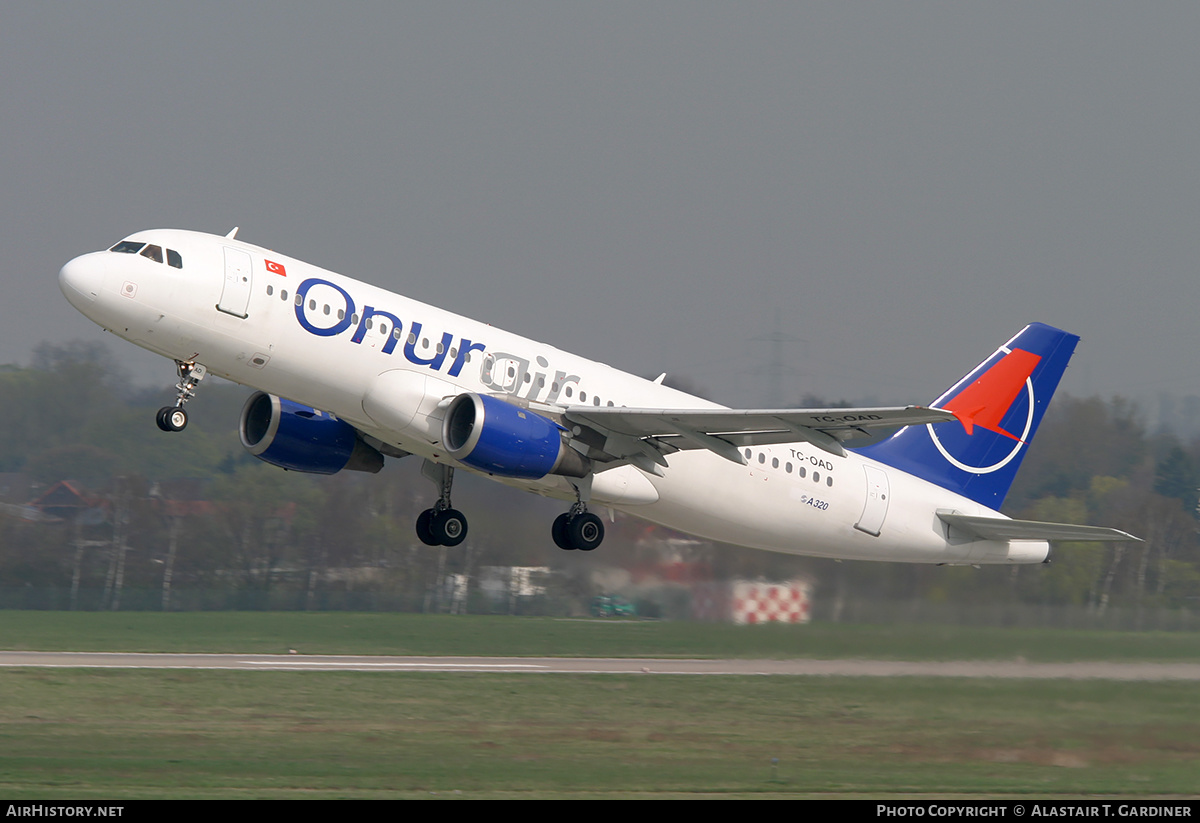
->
xmin=59 ymin=229 xmax=1137 ymax=562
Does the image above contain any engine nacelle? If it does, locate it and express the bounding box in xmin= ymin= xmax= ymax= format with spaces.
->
xmin=239 ymin=391 xmax=384 ymax=475
xmin=443 ymin=393 xmax=589 ymax=479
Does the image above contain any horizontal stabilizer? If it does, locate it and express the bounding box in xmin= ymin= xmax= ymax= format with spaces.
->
xmin=938 ymin=512 xmax=1141 ymax=543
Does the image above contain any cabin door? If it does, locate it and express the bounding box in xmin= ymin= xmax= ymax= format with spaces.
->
xmin=854 ymin=464 xmax=890 ymax=536
xmin=217 ymin=247 xmax=253 ymax=318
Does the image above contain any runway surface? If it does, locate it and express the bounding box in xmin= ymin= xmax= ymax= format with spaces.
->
xmin=1 ymin=651 xmax=1198 ymax=679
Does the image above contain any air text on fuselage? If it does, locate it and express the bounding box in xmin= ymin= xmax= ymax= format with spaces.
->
xmin=293 ymin=277 xmax=581 ymax=403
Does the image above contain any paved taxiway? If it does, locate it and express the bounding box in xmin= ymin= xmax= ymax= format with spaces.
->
xmin=0 ymin=651 xmax=1197 ymax=679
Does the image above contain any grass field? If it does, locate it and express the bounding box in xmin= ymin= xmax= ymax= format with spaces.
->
xmin=3 ymin=610 xmax=1200 ymax=660
xmin=1 ymin=612 xmax=1198 ymax=799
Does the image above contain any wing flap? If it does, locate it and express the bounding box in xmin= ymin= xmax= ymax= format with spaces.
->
xmin=562 ymin=405 xmax=957 ymax=466
xmin=566 ymin=406 xmax=956 ymax=440
xmin=563 ymin=405 xmax=957 ymax=464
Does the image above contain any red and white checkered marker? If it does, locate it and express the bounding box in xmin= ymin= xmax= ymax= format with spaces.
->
xmin=731 ymin=582 xmax=811 ymax=624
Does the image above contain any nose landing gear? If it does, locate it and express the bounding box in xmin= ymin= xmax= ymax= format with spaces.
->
xmin=155 ymin=360 xmax=207 ymax=432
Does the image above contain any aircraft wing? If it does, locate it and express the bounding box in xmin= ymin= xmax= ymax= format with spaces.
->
xmin=560 ymin=405 xmax=958 ymax=471
xmin=938 ymin=513 xmax=1142 ymax=543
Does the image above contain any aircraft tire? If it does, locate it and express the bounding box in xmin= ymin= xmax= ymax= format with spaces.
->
xmin=433 ymin=508 xmax=468 ymax=547
xmin=158 ymin=406 xmax=187 ymax=432
xmin=415 ymin=509 xmax=440 ymax=546
xmin=568 ymin=512 xmax=604 ymax=552
xmin=552 ymin=513 xmax=574 ymax=550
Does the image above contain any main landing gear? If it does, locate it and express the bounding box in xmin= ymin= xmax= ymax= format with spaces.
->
xmin=156 ymin=360 xmax=207 ymax=433
xmin=416 ymin=461 xmax=468 ymax=547
xmin=552 ymin=500 xmax=605 ymax=552
xmin=412 ymin=461 xmax=605 ymax=552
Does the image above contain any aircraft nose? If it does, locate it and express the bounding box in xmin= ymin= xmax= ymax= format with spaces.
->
xmin=58 ymin=253 xmax=105 ymax=310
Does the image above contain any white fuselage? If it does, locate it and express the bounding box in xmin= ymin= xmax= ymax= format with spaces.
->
xmin=59 ymin=229 xmax=1045 ymax=564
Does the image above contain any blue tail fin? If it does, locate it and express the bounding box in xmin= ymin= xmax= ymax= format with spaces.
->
xmin=854 ymin=323 xmax=1078 ymax=508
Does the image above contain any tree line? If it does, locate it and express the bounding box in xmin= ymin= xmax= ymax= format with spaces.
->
xmin=0 ymin=342 xmax=1197 ymax=619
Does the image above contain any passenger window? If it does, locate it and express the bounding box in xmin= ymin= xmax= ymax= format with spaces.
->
xmin=140 ymin=244 xmax=163 ymax=263
xmin=167 ymin=249 xmax=183 ymax=268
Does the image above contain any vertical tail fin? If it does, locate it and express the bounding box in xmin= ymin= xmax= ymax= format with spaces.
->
xmin=854 ymin=323 xmax=1078 ymax=508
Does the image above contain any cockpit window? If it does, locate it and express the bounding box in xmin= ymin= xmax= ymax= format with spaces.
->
xmin=109 ymin=239 xmax=183 ymax=268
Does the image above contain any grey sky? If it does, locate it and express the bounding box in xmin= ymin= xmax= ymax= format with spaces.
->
xmin=5 ymin=2 xmax=1198 ymax=409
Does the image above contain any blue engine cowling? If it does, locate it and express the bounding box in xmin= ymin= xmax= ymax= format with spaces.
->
xmin=443 ymin=393 xmax=589 ymax=479
xmin=239 ymin=392 xmax=384 ymax=474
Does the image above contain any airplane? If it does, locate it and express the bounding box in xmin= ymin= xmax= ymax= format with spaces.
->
xmin=58 ymin=228 xmax=1138 ymax=563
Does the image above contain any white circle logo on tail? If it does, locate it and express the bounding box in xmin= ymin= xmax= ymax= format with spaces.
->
xmin=926 ymin=345 xmax=1036 ymax=474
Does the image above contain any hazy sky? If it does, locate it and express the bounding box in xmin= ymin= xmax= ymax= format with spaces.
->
xmin=6 ymin=2 xmax=1199 ymax=409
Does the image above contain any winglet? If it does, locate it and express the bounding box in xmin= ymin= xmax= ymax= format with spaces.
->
xmin=949 ymin=406 xmax=978 ymax=436
xmin=940 ymin=347 xmax=1041 ymax=442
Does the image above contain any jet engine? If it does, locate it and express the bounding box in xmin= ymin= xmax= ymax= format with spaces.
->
xmin=239 ymin=391 xmax=384 ymax=474
xmin=443 ymin=392 xmax=589 ymax=479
